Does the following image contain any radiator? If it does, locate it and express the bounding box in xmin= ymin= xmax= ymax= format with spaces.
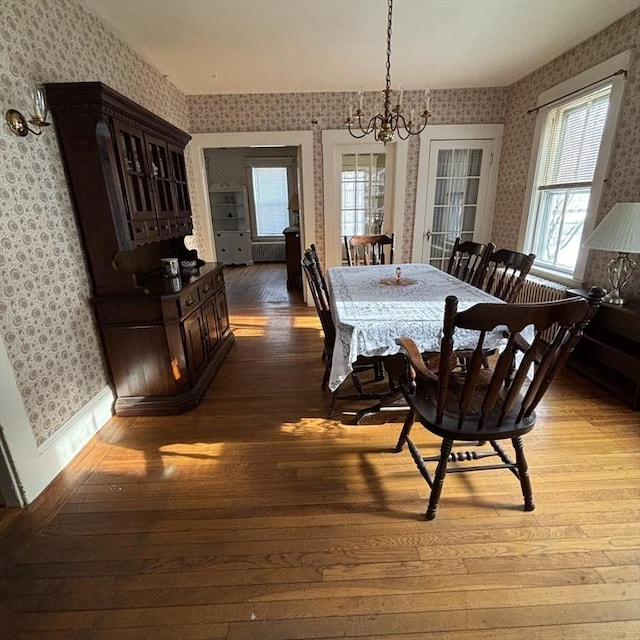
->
xmin=515 ymin=275 xmax=567 ymax=343
xmin=251 ymin=241 xmax=286 ymax=262
xmin=515 ymin=275 xmax=567 ymax=304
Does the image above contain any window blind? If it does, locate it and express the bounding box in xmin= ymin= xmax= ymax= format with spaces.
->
xmin=252 ymin=167 xmax=289 ymax=236
xmin=537 ymin=84 xmax=611 ymax=189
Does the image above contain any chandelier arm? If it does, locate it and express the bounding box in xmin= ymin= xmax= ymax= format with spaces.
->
xmin=348 ymin=114 xmax=384 ymax=137
xmin=391 ymin=114 xmax=413 ymax=140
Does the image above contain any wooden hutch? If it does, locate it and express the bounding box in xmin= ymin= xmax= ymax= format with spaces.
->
xmin=46 ymin=82 xmax=234 ymax=416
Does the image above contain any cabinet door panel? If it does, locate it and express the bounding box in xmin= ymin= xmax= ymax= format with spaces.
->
xmin=202 ymin=298 xmax=220 ymax=351
xmin=113 ymin=121 xmax=155 ymax=220
xmin=214 ymin=288 xmax=229 ymax=337
xmin=168 ymin=144 xmax=192 ymax=217
xmin=183 ymin=311 xmax=207 ymax=377
xmin=146 ymin=134 xmax=176 ymax=226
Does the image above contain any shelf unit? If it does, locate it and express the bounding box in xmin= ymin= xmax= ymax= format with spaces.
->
xmin=566 ymin=289 xmax=639 ymax=410
xmin=210 ymin=188 xmax=253 ymax=265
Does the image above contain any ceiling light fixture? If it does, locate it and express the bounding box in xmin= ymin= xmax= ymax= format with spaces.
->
xmin=345 ymin=0 xmax=431 ymax=144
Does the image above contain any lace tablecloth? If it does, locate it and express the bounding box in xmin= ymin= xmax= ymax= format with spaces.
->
xmin=327 ymin=263 xmax=509 ymax=391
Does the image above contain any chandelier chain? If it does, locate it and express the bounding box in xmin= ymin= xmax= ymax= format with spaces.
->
xmin=384 ymin=0 xmax=392 ymax=116
xmin=345 ymin=0 xmax=431 ymax=143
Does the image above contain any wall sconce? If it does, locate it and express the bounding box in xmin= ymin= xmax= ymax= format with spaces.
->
xmin=5 ymin=84 xmax=50 ymax=137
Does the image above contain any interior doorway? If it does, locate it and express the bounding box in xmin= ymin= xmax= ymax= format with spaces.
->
xmin=190 ymin=132 xmax=314 ymax=307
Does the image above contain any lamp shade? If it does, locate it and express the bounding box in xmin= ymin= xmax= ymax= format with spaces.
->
xmin=583 ymin=203 xmax=640 ymax=253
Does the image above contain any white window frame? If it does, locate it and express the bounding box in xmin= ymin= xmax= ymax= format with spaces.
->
xmin=518 ymin=50 xmax=630 ymax=285
xmin=246 ymin=157 xmax=296 ymax=241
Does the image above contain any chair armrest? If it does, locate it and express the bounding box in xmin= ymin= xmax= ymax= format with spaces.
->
xmin=395 ymin=337 xmax=439 ymax=382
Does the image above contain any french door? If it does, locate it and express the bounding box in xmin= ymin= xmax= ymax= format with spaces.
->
xmin=412 ymin=125 xmax=503 ymax=269
xmin=322 ymin=130 xmax=408 ymax=269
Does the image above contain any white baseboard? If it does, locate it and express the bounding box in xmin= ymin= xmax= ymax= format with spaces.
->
xmin=0 ymin=337 xmax=115 ymax=504
xmin=25 ymin=386 xmax=114 ymax=502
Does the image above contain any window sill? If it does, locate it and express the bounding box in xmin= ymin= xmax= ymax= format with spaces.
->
xmin=529 ymin=266 xmax=585 ymax=289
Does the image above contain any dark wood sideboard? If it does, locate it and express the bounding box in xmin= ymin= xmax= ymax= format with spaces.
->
xmin=46 ymin=82 xmax=234 ymax=416
xmin=566 ymin=289 xmax=639 ymax=410
xmin=283 ymin=226 xmax=302 ymax=290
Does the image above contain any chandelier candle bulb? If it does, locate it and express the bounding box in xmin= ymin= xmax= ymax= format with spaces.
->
xmin=425 ymin=89 xmax=431 ymax=112
xmin=358 ymin=90 xmax=364 ymax=112
xmin=32 ymin=85 xmax=47 ymax=120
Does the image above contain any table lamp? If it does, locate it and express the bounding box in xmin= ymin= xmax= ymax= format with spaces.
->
xmin=288 ymin=192 xmax=300 ymax=227
xmin=583 ymin=202 xmax=640 ymax=304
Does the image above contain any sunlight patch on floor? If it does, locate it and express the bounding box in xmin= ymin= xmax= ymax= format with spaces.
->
xmin=279 ymin=416 xmax=349 ymax=436
xmin=229 ymin=314 xmax=268 ymax=337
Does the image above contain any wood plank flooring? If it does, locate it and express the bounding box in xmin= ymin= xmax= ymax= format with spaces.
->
xmin=1 ymin=263 xmax=639 ymax=639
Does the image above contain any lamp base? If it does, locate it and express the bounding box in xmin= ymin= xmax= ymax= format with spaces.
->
xmin=603 ymin=289 xmax=625 ymax=305
xmin=604 ymin=253 xmax=636 ymax=306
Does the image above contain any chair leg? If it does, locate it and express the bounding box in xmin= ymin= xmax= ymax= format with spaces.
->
xmin=393 ymin=408 xmax=414 ymax=452
xmin=426 ymin=438 xmax=453 ymax=520
xmin=321 ymin=361 xmax=330 ymax=390
xmin=512 ymin=436 xmax=535 ymax=512
xmin=351 ymin=372 xmax=364 ymax=395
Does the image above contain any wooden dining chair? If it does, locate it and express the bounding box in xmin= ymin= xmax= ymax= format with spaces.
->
xmin=477 ymin=248 xmax=536 ymax=302
xmin=308 ymin=243 xmax=328 ymax=297
xmin=446 ymin=238 xmax=495 ymax=287
xmin=301 ymin=249 xmax=385 ymax=410
xmin=308 ymin=243 xmax=330 ymax=361
xmin=392 ymin=286 xmax=605 ymax=520
xmin=344 ymin=233 xmax=395 ymax=266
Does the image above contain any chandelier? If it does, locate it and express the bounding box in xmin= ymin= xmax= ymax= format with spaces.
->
xmin=345 ymin=0 xmax=431 ymax=144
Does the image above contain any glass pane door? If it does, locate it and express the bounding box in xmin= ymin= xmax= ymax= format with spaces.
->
xmin=341 ymin=152 xmax=386 ymax=263
xmin=421 ymin=140 xmax=494 ymax=270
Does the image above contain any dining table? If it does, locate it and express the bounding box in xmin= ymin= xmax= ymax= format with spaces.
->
xmin=326 ymin=262 xmax=513 ymax=392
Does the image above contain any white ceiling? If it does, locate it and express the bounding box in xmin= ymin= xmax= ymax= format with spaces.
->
xmin=80 ymin=0 xmax=640 ymax=95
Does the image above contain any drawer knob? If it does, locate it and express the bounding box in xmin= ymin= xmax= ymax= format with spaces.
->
xmin=203 ymin=284 xmax=211 ymax=293
xmin=185 ymin=295 xmax=196 ymax=306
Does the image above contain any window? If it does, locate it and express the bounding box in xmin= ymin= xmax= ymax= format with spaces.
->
xmin=247 ymin=157 xmax=295 ymax=239
xmin=341 ymin=153 xmax=386 ymax=237
xmin=522 ymin=52 xmax=629 ymax=282
xmin=527 ymin=85 xmax=611 ymax=274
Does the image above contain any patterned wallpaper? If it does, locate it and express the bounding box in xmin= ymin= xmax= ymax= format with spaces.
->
xmin=190 ymin=88 xmax=508 ymax=262
xmin=0 ymin=0 xmax=193 ymax=445
xmin=3 ymin=0 xmax=638 ymax=449
xmin=493 ymin=8 xmax=640 ymax=298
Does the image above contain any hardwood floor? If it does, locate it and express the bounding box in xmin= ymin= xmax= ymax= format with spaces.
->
xmin=1 ymin=263 xmax=639 ymax=639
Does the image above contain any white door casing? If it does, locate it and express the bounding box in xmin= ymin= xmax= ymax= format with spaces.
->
xmin=412 ymin=124 xmax=503 ymax=263
xmin=189 ymin=132 xmax=315 ymax=267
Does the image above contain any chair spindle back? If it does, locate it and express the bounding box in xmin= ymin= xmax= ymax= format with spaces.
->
xmin=344 ymin=234 xmax=395 ymax=266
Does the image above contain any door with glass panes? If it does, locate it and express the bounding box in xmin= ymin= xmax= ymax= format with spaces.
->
xmin=415 ymin=138 xmax=497 ymax=269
